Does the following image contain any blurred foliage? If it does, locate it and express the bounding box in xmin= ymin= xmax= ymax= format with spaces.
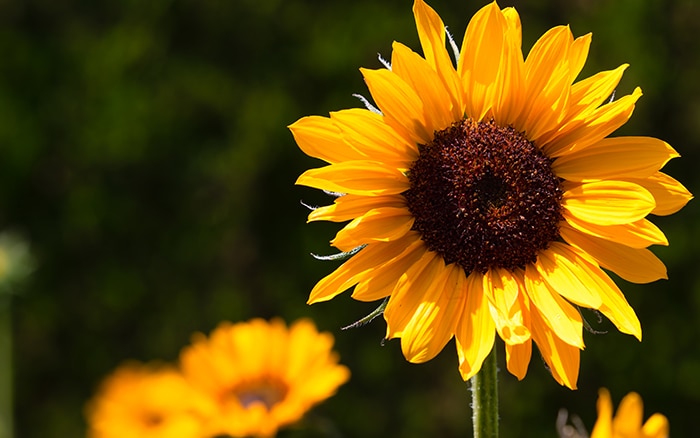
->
xmin=0 ymin=233 xmax=33 ymax=295
xmin=0 ymin=0 xmax=699 ymax=436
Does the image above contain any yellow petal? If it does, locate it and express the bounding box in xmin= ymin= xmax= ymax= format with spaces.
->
xmin=391 ymin=41 xmax=454 ymax=133
xmin=455 ymin=270 xmax=496 ymax=380
xmin=296 ymin=161 xmax=409 ymax=196
xmin=412 ymin=0 xmax=445 ymax=70
xmin=384 ymin=250 xmax=442 ymax=339
xmin=579 ymin=255 xmax=642 ymax=340
xmin=505 ymin=340 xmax=531 ymax=381
xmin=308 ymin=194 xmax=406 ymax=223
xmin=537 ymin=64 xmax=628 ymax=147
xmin=483 ymin=268 xmax=530 ymax=345
xmin=412 ymin=0 xmax=464 ymax=120
xmin=553 ymin=136 xmax=679 ymax=182
xmin=519 ymin=26 xmax=573 ymax=141
xmin=625 ymin=171 xmax=693 ymax=216
xmin=524 ymin=26 xmax=572 ymax=89
xmin=524 ymin=264 xmax=584 ymax=348
xmin=307 ymin=234 xmax=418 ymax=304
xmin=331 ymin=207 xmax=415 ymax=251
xmin=531 ymin=309 xmax=580 ymax=389
xmin=564 ymin=212 xmax=668 ymax=248
xmin=539 ymin=241 xmax=642 ymax=338
xmin=561 ymin=181 xmax=656 ymax=226
xmin=360 ymin=67 xmax=431 ymax=144
xmin=568 ymin=33 xmax=591 ymax=83
xmin=544 ymin=87 xmax=643 ymax=158
xmin=490 ymin=6 xmax=525 ymax=125
xmin=289 ymin=115 xmax=365 ymax=164
xmin=329 ymin=108 xmax=418 ymax=164
xmin=570 ymin=65 xmax=628 ymax=115
xmin=642 ymin=413 xmax=670 ymax=438
xmin=590 ymin=389 xmax=614 ymax=438
xmin=550 ymin=243 xmax=641 ymax=340
xmin=613 ymin=392 xmax=644 ymax=434
xmin=457 ymin=2 xmax=507 ymax=121
xmin=505 ymin=283 xmax=532 ymax=380
xmin=535 ymin=242 xmax=603 ymax=308
xmin=400 ymin=263 xmax=465 ymax=363
xmin=560 ymin=223 xmax=667 ymax=284
xmin=501 ymin=7 xmax=521 ymax=49
xmin=352 ymin=238 xmax=427 ymax=302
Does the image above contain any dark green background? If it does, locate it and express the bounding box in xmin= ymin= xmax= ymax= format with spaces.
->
xmin=1 ymin=0 xmax=699 ymax=436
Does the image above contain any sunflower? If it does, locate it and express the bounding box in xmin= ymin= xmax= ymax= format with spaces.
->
xmin=179 ymin=318 xmax=350 ymax=438
xmin=292 ymin=0 xmax=691 ymax=389
xmin=85 ymin=362 xmax=209 ymax=438
xmin=590 ymin=389 xmax=669 ymax=438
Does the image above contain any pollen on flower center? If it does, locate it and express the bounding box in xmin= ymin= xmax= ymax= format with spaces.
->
xmin=403 ymin=118 xmax=563 ymax=273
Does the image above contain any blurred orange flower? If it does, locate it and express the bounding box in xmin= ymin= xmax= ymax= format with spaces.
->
xmin=179 ymin=318 xmax=350 ymax=438
xmin=591 ymin=388 xmax=669 ymax=438
xmin=85 ymin=362 xmax=209 ymax=438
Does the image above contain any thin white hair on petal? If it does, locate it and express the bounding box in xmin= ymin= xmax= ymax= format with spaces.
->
xmin=608 ymin=90 xmax=616 ymax=103
xmin=352 ymin=93 xmax=382 ymax=115
xmin=300 ymin=199 xmax=319 ymax=211
xmin=446 ymin=26 xmax=460 ymax=65
xmin=323 ymin=189 xmax=346 ymax=197
xmin=377 ymin=52 xmax=392 ymax=70
xmin=311 ymin=244 xmax=365 ymax=261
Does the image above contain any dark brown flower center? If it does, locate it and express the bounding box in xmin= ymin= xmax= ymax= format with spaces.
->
xmin=403 ymin=118 xmax=562 ymax=273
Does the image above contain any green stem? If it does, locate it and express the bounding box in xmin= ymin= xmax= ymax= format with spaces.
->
xmin=471 ymin=348 xmax=498 ymax=438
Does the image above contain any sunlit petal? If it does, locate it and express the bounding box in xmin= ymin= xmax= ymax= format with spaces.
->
xmin=400 ymin=263 xmax=465 ymax=363
xmin=553 ymin=136 xmax=679 ymax=181
xmin=564 ymin=212 xmax=668 ymax=248
xmin=483 ymin=268 xmax=530 ymax=345
xmin=308 ymin=194 xmax=406 ymax=223
xmin=455 ymin=270 xmax=496 ymax=380
xmin=524 ymin=264 xmax=584 ymax=348
xmin=562 ymin=181 xmax=656 ymax=226
xmin=331 ymin=207 xmax=415 ymax=251
xmin=391 ymin=41 xmax=455 ymax=133
xmin=296 ymin=161 xmax=409 ymax=196
xmin=531 ymin=310 xmax=580 ymax=389
xmin=412 ymin=0 xmax=464 ymax=119
xmin=458 ymin=2 xmax=508 ymax=120
xmin=361 ymin=67 xmax=432 ymax=144
xmin=624 ymin=171 xmax=693 ymax=216
xmin=560 ymin=223 xmax=667 ymax=283
xmin=308 ymin=234 xmax=419 ymax=304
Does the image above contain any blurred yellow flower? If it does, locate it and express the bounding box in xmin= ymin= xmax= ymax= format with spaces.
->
xmin=85 ymin=362 xmax=208 ymax=438
xmin=179 ymin=318 xmax=350 ymax=438
xmin=292 ymin=0 xmax=691 ymax=388
xmin=591 ymin=389 xmax=669 ymax=438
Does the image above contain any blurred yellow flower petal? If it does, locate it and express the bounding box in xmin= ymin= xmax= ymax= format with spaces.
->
xmin=591 ymin=389 xmax=669 ymax=438
xmin=179 ymin=318 xmax=350 ymax=438
xmin=85 ymin=362 xmax=210 ymax=438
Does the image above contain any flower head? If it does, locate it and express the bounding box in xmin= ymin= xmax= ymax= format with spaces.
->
xmin=292 ymin=0 xmax=691 ymax=388
xmin=85 ymin=362 xmax=208 ymax=438
xmin=591 ymin=389 xmax=669 ymax=438
xmin=179 ymin=318 xmax=350 ymax=438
